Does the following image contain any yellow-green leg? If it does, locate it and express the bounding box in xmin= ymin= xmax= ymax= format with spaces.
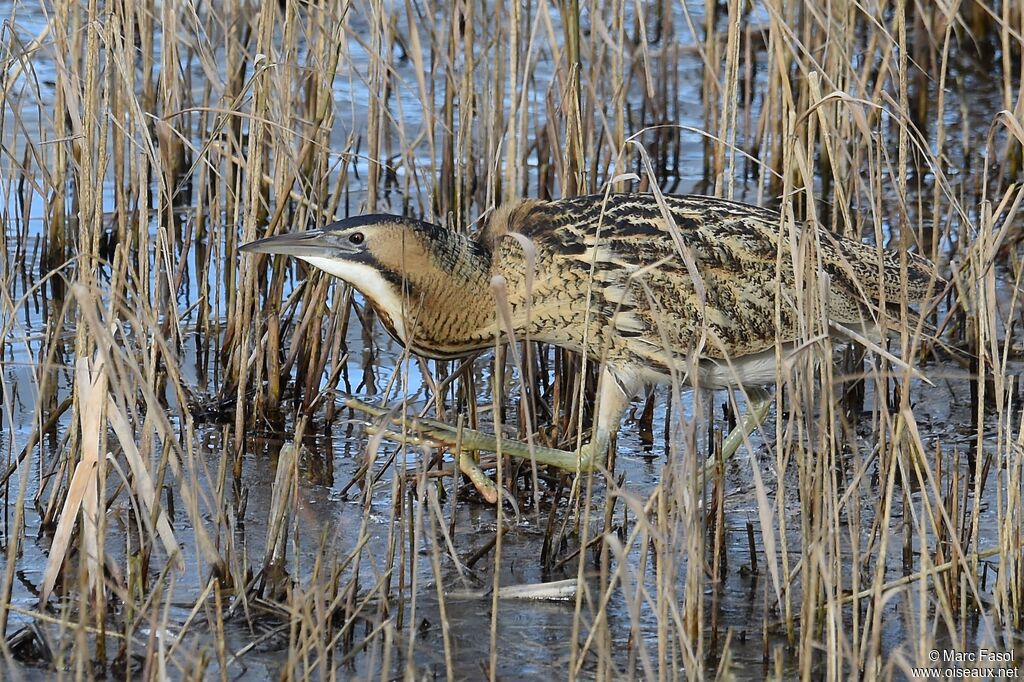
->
xmin=703 ymin=386 xmax=772 ymax=476
xmin=345 ymin=379 xmax=772 ymax=501
xmin=571 ymin=365 xmax=644 ymax=471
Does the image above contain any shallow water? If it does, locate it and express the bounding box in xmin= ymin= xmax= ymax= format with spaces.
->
xmin=3 ymin=272 xmax=997 ymax=679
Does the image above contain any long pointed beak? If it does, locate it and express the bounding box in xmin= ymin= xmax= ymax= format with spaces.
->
xmin=240 ymin=230 xmax=347 ymax=259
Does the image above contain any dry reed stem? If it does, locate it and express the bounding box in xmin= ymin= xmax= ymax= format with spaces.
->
xmin=39 ymin=351 xmax=106 ymax=604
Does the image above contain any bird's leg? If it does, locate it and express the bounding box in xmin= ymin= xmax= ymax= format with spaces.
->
xmin=344 ymin=397 xmax=599 ymax=481
xmin=703 ymin=386 xmax=772 ymax=475
xmin=342 ymin=366 xmax=639 ymax=497
xmin=573 ymin=366 xmax=641 ymax=472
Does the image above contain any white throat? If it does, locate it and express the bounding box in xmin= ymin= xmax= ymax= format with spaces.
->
xmin=302 ymin=256 xmax=409 ymax=341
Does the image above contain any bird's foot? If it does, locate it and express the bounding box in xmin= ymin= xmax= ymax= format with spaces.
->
xmin=453 ymin=439 xmax=602 ymax=503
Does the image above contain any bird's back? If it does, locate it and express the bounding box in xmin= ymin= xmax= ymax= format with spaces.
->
xmin=487 ymin=193 xmax=941 ymax=375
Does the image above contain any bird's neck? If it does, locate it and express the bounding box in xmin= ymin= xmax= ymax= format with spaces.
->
xmin=379 ymin=230 xmax=504 ymax=358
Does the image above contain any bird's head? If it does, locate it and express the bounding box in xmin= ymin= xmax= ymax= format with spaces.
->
xmin=244 ymin=213 xmax=439 ymax=280
xmin=240 ymin=214 xmax=492 ymax=350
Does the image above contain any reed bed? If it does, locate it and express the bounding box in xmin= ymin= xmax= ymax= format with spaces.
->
xmin=1 ymin=0 xmax=1022 ymax=679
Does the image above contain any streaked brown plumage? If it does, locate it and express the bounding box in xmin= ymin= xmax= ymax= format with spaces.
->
xmin=241 ymin=192 xmax=943 ymax=472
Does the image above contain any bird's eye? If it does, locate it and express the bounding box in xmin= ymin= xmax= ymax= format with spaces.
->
xmin=349 ymin=232 xmax=365 ymax=245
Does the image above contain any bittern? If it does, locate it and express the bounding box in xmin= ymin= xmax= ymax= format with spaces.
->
xmin=241 ymin=192 xmax=942 ymax=484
